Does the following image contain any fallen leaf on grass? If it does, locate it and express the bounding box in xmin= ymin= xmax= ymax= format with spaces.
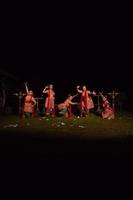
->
xmin=78 ymin=125 xmax=85 ymax=128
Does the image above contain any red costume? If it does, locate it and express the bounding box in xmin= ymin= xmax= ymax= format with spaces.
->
xmin=58 ymin=95 xmax=77 ymax=118
xmin=77 ymin=86 xmax=95 ymax=116
xmin=23 ymin=95 xmax=36 ymax=117
xmin=58 ymin=98 xmax=73 ymax=118
xmin=80 ymin=91 xmax=89 ymax=116
xmin=45 ymin=89 xmax=55 ymax=116
xmin=102 ymin=97 xmax=114 ymax=120
xmin=43 ymin=85 xmax=55 ymax=117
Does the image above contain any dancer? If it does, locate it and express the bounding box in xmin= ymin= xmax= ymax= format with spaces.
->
xmin=58 ymin=94 xmax=78 ymax=118
xmin=23 ymin=82 xmax=36 ymax=118
xmin=100 ymin=92 xmax=115 ymax=120
xmin=42 ymin=84 xmax=55 ymax=116
xmin=76 ymin=85 xmax=95 ymax=116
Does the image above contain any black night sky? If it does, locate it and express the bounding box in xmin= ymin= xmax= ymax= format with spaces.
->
xmin=1 ymin=6 xmax=132 ymax=101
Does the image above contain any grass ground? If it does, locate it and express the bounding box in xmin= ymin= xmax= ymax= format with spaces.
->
xmin=0 ymin=112 xmax=133 ymax=161
xmin=0 ymin=112 xmax=133 ymax=139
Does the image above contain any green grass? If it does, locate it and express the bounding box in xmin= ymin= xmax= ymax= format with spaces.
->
xmin=0 ymin=112 xmax=133 ymax=139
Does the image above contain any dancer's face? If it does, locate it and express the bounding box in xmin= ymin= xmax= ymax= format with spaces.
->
xmin=29 ymin=90 xmax=33 ymax=96
xmin=49 ymin=85 xmax=53 ymax=89
xmin=83 ymin=86 xmax=86 ymax=91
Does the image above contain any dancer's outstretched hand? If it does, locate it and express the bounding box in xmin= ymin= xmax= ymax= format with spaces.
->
xmin=92 ymin=91 xmax=96 ymax=95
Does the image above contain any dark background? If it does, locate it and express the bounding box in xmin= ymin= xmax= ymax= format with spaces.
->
xmin=1 ymin=5 xmax=132 ymax=103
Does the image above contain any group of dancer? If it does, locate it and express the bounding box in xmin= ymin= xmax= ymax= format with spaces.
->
xmin=22 ymin=83 xmax=114 ymax=120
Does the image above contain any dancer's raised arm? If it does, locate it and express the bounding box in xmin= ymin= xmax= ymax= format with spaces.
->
xmin=76 ymin=86 xmax=82 ymax=93
xmin=42 ymin=86 xmax=49 ymax=93
xmin=99 ymin=92 xmax=105 ymax=99
xmin=24 ymin=82 xmax=29 ymax=94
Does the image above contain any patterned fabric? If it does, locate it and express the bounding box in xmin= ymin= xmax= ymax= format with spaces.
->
xmin=102 ymin=100 xmax=114 ymax=119
xmin=80 ymin=91 xmax=89 ymax=116
xmin=58 ymin=99 xmax=73 ymax=118
xmin=45 ymin=89 xmax=55 ymax=115
xmin=23 ymin=95 xmax=35 ymax=113
xmin=88 ymin=96 xmax=94 ymax=109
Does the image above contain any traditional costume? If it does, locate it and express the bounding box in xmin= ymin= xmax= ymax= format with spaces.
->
xmin=88 ymin=96 xmax=94 ymax=110
xmin=101 ymin=95 xmax=114 ymax=120
xmin=23 ymin=95 xmax=36 ymax=117
xmin=23 ymin=83 xmax=36 ymax=118
xmin=58 ymin=95 xmax=77 ymax=118
xmin=77 ymin=86 xmax=95 ymax=116
xmin=43 ymin=84 xmax=55 ymax=116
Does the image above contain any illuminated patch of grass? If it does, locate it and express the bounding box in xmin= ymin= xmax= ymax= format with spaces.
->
xmin=0 ymin=112 xmax=133 ymax=139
